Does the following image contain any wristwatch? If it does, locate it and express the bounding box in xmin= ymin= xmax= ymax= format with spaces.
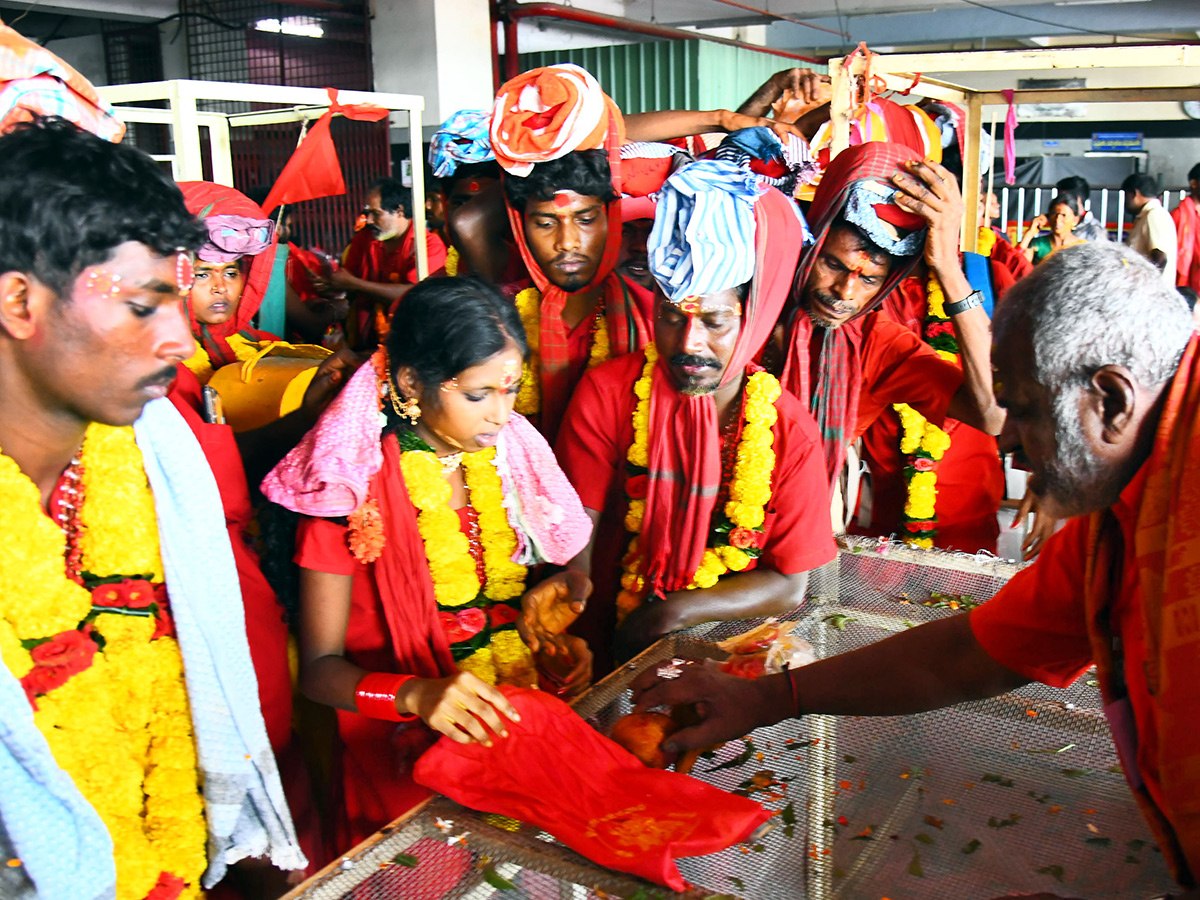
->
xmin=943 ymin=289 xmax=984 ymax=317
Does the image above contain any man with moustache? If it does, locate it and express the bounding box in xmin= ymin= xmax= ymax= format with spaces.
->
xmin=635 ymin=243 xmax=1200 ymax=900
xmin=318 ymin=177 xmax=447 ymax=346
xmin=0 ymin=117 xmax=304 ymax=900
xmin=555 ymin=160 xmax=835 ymax=671
xmin=773 ymin=142 xmax=1003 ymax=502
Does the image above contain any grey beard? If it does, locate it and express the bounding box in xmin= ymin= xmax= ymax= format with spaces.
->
xmin=804 ymin=305 xmax=843 ymax=330
xmin=1038 ymin=388 xmax=1120 ymax=518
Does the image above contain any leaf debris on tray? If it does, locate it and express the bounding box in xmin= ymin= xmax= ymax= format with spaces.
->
xmin=962 ymin=839 xmax=982 ymax=855
xmin=390 ymin=853 xmax=418 ymax=867
xmin=1036 ymin=864 xmax=1065 ymax=883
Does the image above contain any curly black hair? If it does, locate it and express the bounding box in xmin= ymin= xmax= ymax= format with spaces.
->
xmin=0 ymin=116 xmax=205 ymax=298
xmin=502 ymin=148 xmax=617 ymax=212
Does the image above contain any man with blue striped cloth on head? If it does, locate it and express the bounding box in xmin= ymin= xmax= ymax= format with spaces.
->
xmin=554 ymin=159 xmax=836 ymax=673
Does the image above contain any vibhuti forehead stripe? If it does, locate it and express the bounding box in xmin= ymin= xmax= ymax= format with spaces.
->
xmin=666 ymin=294 xmax=743 ymax=317
xmin=500 ymin=358 xmax=521 ymax=390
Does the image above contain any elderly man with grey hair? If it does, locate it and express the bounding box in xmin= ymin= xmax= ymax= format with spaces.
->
xmin=633 ymin=241 xmax=1200 ymax=898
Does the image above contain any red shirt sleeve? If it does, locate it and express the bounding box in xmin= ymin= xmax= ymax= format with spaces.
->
xmin=855 ymin=311 xmax=964 ymax=439
xmin=968 ymin=518 xmax=1094 ymax=687
xmin=295 ymin=515 xmax=358 ymax=577
xmin=759 ymin=393 xmax=838 ymax=574
xmin=402 ymin=230 xmax=448 ymax=283
xmin=555 ymin=356 xmax=638 ymax=512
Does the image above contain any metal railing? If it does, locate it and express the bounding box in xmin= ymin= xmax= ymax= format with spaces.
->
xmin=993 ymin=184 xmax=1190 ymax=243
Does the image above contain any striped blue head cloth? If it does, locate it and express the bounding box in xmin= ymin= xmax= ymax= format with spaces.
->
xmin=648 ymin=158 xmax=774 ymax=302
xmin=429 ymin=109 xmax=494 ymax=179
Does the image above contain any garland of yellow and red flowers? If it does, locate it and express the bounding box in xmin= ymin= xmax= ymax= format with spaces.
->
xmin=0 ymin=425 xmax=207 ymax=900
xmin=513 ymin=287 xmax=610 ymax=415
xmin=347 ymin=412 xmax=537 ymax=687
xmin=615 ymin=344 xmax=780 ymax=622
xmin=893 ymin=272 xmax=956 ymax=549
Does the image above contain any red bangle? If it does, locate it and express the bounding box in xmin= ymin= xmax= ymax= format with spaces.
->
xmin=355 ymin=673 xmax=418 ymax=721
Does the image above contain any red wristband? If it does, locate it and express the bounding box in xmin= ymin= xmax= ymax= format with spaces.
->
xmin=355 ymin=673 xmax=418 ymax=721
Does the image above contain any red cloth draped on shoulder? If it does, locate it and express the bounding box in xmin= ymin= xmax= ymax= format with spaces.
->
xmin=988 ymin=229 xmax=1033 ymax=282
xmin=1085 ymin=333 xmax=1200 ymax=885
xmin=415 ymin=686 xmax=770 ymax=891
xmin=1172 ymin=196 xmax=1200 ymax=293
xmin=641 ymin=187 xmax=804 ymax=592
xmin=369 ymin=433 xmax=458 ymax=678
xmin=781 ymin=141 xmax=924 ymax=489
xmin=179 ymin=182 xmax=279 ymax=368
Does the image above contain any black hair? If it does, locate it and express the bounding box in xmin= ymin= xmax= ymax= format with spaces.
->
xmin=1055 ymin=175 xmax=1090 ymax=205
xmin=0 ymin=116 xmax=205 ymax=298
xmin=1049 ymin=193 xmax=1084 ymax=218
xmin=829 ymin=215 xmax=901 ymax=268
xmin=502 ymin=149 xmax=618 ymax=212
xmin=440 ymin=161 xmax=502 ymax=197
xmin=1189 ymin=162 xmax=1200 ymax=184
xmin=1121 ymin=173 xmax=1159 ymax=199
xmin=385 ymin=276 xmax=528 ymax=427
xmin=371 ymin=177 xmax=414 ymax=218
xmin=1179 ymin=286 xmax=1199 ymax=312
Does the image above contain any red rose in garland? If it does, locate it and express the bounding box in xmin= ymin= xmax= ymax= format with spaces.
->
xmin=30 ymin=629 xmax=97 ymax=675
xmin=728 ymin=527 xmax=761 ymax=550
xmin=626 ymin=473 xmax=649 ymax=500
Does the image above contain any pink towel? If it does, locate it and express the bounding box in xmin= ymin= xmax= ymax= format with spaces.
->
xmin=261 ymin=355 xmax=383 ymax=517
xmin=261 ymin=363 xmax=591 ymax=566
xmin=498 ymin=413 xmax=591 ymax=564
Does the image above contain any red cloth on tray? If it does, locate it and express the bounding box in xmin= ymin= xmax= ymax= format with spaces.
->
xmin=413 ymin=686 xmax=770 ymax=891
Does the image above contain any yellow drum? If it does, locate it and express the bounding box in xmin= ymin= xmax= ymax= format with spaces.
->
xmin=208 ymin=340 xmax=331 ymax=433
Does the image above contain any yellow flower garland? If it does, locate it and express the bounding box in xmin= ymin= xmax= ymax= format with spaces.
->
xmin=444 ymin=245 xmax=460 ymax=277
xmin=512 ymin=286 xmax=609 ymax=415
xmin=617 ymin=345 xmax=780 ymax=619
xmin=894 ymin=271 xmax=959 ymax=549
xmin=0 ymin=425 xmax=206 ymax=900
xmin=976 ymin=224 xmax=998 ymax=258
xmin=399 ymin=445 xmax=535 ymax=686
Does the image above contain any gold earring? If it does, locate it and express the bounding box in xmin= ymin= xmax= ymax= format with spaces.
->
xmin=388 ymin=381 xmax=421 ymax=422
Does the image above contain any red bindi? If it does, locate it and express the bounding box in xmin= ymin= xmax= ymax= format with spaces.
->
xmin=553 ymin=193 xmax=571 ymax=208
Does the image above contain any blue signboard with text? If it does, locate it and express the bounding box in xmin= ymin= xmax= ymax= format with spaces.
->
xmin=1091 ymin=132 xmax=1144 ymax=152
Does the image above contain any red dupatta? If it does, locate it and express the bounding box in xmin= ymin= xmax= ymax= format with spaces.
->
xmin=368 ymin=434 xmax=457 ymax=678
xmin=640 ymin=187 xmax=805 ymax=592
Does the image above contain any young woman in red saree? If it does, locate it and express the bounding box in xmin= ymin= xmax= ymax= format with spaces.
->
xmin=262 ymin=276 xmax=595 ymax=855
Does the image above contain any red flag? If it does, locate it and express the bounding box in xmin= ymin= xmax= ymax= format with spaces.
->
xmin=261 ymin=88 xmax=390 ymax=214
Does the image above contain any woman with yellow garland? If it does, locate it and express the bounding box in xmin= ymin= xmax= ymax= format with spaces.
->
xmin=556 ymin=161 xmax=836 ymax=670
xmin=262 ymin=276 xmax=595 ymax=853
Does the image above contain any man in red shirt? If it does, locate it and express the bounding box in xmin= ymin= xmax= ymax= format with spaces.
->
xmin=319 ymin=178 xmax=447 ymax=347
xmin=557 ymin=160 xmax=835 ymax=670
xmin=773 ymin=141 xmax=1003 ymax=501
xmin=636 ymin=242 xmax=1200 ymax=897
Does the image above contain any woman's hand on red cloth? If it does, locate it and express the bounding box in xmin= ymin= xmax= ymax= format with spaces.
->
xmin=397 ymin=672 xmax=521 ymax=746
xmin=536 ymin=633 xmax=593 ymax=700
xmin=630 ymin=661 xmax=792 ymax=753
xmin=518 ymin=570 xmax=592 ymax=654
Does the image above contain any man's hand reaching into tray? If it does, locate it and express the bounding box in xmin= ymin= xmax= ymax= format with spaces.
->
xmin=630 ymin=661 xmax=792 ymax=753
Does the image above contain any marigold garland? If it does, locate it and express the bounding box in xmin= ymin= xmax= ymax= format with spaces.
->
xmin=512 ymin=286 xmax=609 ymax=415
xmin=444 ymin=245 xmax=460 ymax=277
xmin=616 ymin=345 xmax=780 ymax=621
xmin=894 ymin=270 xmax=959 ymax=548
xmin=0 ymin=425 xmax=206 ymax=900
xmin=397 ymin=436 xmax=535 ymax=686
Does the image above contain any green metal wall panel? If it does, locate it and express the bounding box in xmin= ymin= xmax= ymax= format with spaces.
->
xmin=518 ymin=41 xmax=698 ymax=114
xmin=697 ymin=42 xmax=828 ymax=112
xmin=519 ymin=40 xmax=826 ymax=114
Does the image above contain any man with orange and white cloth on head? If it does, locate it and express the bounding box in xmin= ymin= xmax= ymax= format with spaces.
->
xmin=554 ymin=159 xmax=836 ymax=672
xmin=490 ymin=64 xmax=658 ymax=443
